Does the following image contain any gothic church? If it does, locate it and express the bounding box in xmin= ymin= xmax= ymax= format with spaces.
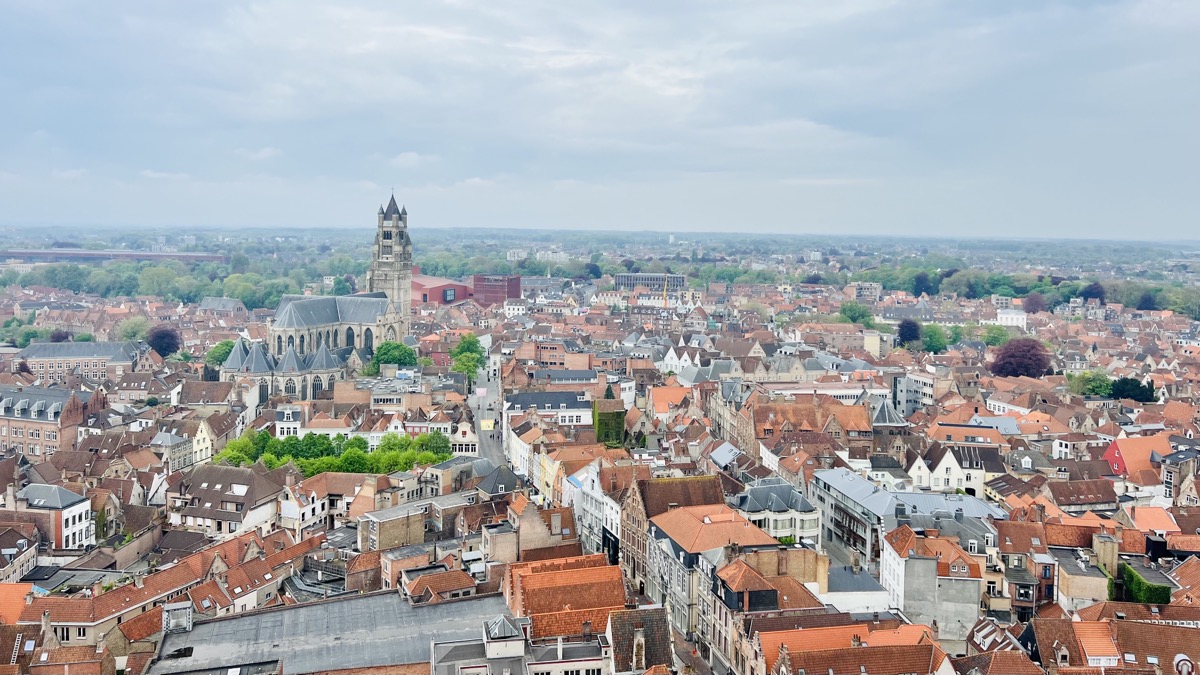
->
xmin=220 ymin=196 xmax=414 ymax=400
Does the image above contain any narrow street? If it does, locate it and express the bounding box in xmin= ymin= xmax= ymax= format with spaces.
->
xmin=470 ymin=374 xmax=507 ymax=468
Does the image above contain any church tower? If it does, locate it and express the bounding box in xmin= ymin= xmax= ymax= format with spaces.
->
xmin=366 ymin=194 xmax=413 ymax=336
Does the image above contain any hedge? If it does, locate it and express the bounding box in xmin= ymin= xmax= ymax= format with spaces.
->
xmin=1119 ymin=562 xmax=1172 ymax=604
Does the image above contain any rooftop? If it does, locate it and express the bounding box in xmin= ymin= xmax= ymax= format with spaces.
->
xmin=149 ymin=591 xmax=509 ymax=675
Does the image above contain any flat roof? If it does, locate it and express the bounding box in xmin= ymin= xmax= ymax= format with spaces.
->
xmin=149 ymin=591 xmax=509 ymax=675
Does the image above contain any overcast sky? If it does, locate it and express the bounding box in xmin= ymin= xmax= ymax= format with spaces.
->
xmin=1 ymin=1 xmax=1197 ymax=238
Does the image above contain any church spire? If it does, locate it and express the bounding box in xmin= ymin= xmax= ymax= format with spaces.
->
xmin=383 ymin=193 xmax=402 ymax=219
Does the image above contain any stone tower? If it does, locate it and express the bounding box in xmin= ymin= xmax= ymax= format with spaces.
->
xmin=366 ymin=194 xmax=413 ymax=336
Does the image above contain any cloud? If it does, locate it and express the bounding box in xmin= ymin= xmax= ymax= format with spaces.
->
xmin=236 ymin=146 xmax=281 ymax=161
xmin=0 ymin=1 xmax=1196 ymax=237
xmin=140 ymin=169 xmax=190 ymax=180
xmin=389 ymin=152 xmax=438 ymax=169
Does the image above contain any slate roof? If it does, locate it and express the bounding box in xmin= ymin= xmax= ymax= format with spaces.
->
xmin=273 ymin=294 xmax=392 ymax=330
xmin=0 ymin=386 xmax=90 ymax=421
xmin=18 ymin=341 xmax=139 ymax=361
xmin=607 ymin=607 xmax=672 ymax=673
xmin=17 ymin=483 xmax=87 ymax=509
xmin=728 ymin=477 xmax=815 ymax=514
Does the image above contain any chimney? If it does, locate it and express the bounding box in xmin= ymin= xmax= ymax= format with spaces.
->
xmin=41 ymin=609 xmax=60 ymax=649
xmin=954 ymin=508 xmax=964 ymax=523
xmin=134 ymin=573 xmax=144 ymax=589
xmin=286 ymin=473 xmax=295 ymax=489
xmin=583 ymin=620 xmax=593 ymax=638
xmin=851 ymin=634 xmax=862 ymax=648
xmin=557 ymin=636 xmax=564 ymax=660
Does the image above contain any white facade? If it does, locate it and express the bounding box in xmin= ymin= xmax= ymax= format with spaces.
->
xmin=61 ymin=499 xmax=95 ymax=550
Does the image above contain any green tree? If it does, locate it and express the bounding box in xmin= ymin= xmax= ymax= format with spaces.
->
xmin=452 ymin=352 xmax=482 ymax=386
xmin=921 ymin=325 xmax=949 ymax=353
xmin=604 ymin=383 xmax=615 ymax=399
xmin=338 ymin=448 xmax=370 ymax=473
xmin=981 ymin=325 xmax=1011 ymax=347
xmin=452 ymin=333 xmax=485 ymax=360
xmin=331 ymin=277 xmax=352 ymax=296
xmin=838 ymin=302 xmax=875 ymax=328
xmin=74 ymin=333 xmax=94 ymax=342
xmin=116 ymin=316 xmax=150 ymax=341
xmin=206 ymin=340 xmax=236 ymax=367
xmin=1111 ymin=377 xmax=1156 ymax=403
xmin=416 ymin=431 xmax=451 ymax=456
xmin=1069 ymin=370 xmax=1113 ymax=397
xmin=372 ymin=342 xmax=417 ymax=368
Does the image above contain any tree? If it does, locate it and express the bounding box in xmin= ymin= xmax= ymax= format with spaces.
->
xmin=146 ymin=324 xmax=182 ymax=356
xmin=1111 ymin=377 xmax=1156 ymax=403
xmin=145 ymin=396 xmax=160 ymax=407
xmin=990 ymin=338 xmax=1051 ymax=378
xmin=74 ymin=333 xmax=94 ymax=342
xmin=604 ymin=383 xmax=615 ymax=399
xmin=1023 ymin=292 xmax=1047 ymax=314
xmin=838 ymin=302 xmax=875 ymax=328
xmin=372 ymin=342 xmax=417 ymax=368
xmin=981 ymin=325 xmax=1011 ymax=347
xmin=49 ymin=330 xmax=71 ymax=343
xmin=116 ymin=316 xmax=150 ymax=341
xmin=416 ymin=431 xmax=451 ymax=456
xmin=452 ymin=352 xmax=482 ymax=387
xmin=338 ymin=448 xmax=370 ymax=473
xmin=911 ymin=271 xmax=936 ymax=298
xmin=331 ymin=277 xmax=352 ymax=296
xmin=803 ymin=273 xmax=823 ymax=285
xmin=1080 ymin=281 xmax=1107 ymax=304
xmin=897 ymin=319 xmax=922 ymax=346
xmin=1069 ymin=370 xmax=1113 ymax=397
xmin=452 ymin=333 xmax=484 ymax=360
xmin=921 ymin=325 xmax=948 ymax=354
xmin=1136 ymin=292 xmax=1158 ymax=311
xmin=206 ymin=340 xmax=236 ymax=367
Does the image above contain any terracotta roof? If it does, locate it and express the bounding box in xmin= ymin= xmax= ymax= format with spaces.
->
xmin=783 ymin=644 xmax=948 ymax=675
xmin=529 ymin=605 xmax=619 ymax=639
xmin=952 ymin=650 xmax=1043 ymax=675
xmin=650 ymin=504 xmax=777 ymax=552
xmin=717 ymin=559 xmax=774 ymax=592
xmin=117 ymin=605 xmax=163 ymax=642
xmin=518 ymin=566 xmax=625 ymax=616
xmin=0 ymin=583 xmax=34 ymax=624
xmin=408 ymin=570 xmax=475 ymax=600
xmin=1073 ymin=621 xmax=1119 ymax=660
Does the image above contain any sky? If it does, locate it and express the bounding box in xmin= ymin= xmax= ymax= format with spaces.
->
xmin=0 ymin=0 xmax=1197 ymax=238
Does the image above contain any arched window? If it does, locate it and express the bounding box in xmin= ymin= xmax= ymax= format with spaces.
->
xmin=325 ymin=330 xmax=331 ymax=346
xmin=332 ymin=330 xmax=339 ymax=348
xmin=299 ymin=335 xmax=305 ymax=355
xmin=312 ymin=376 xmax=324 ymax=396
xmin=259 ymin=380 xmax=269 ymax=401
xmin=364 ymin=328 xmax=374 ymax=352
xmin=300 ymin=377 xmax=308 ymax=400
xmin=346 ymin=327 xmax=355 ymax=348
xmin=385 ymin=326 xmax=397 ymax=342
xmin=284 ymin=379 xmax=296 ymax=395
xmin=287 ymin=335 xmax=295 ymax=351
xmin=276 ymin=336 xmax=283 ymax=355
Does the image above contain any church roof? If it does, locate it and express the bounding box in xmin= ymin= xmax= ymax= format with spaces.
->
xmin=241 ymin=343 xmax=276 ymax=374
xmin=273 ymin=294 xmax=392 ymax=330
xmin=307 ymin=342 xmax=342 ymax=371
xmin=383 ymin=194 xmax=403 ymax=218
xmin=221 ymin=338 xmax=250 ymax=371
xmin=277 ymin=346 xmax=305 ymax=373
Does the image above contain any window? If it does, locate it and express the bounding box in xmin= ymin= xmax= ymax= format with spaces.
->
xmin=57 ymin=626 xmax=70 ymax=642
xmin=969 ymin=540 xmax=978 ymax=554
xmin=1042 ymin=566 xmax=1052 ymax=579
xmin=77 ymin=627 xmax=86 ymax=638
